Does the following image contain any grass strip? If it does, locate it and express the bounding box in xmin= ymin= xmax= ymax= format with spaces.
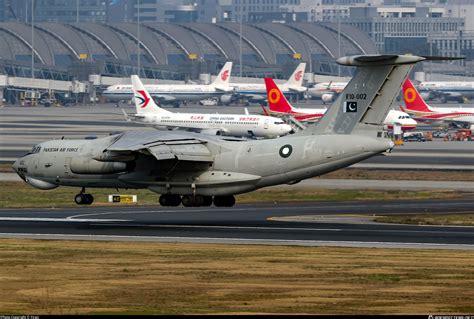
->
xmin=0 ymin=181 xmax=466 ymax=208
xmin=375 ymin=213 xmax=474 ymax=226
xmin=0 ymin=239 xmax=472 ymax=315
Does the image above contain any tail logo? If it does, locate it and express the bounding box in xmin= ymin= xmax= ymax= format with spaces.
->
xmin=135 ymin=90 xmax=150 ymax=108
xmin=295 ymin=70 xmax=303 ymax=81
xmin=268 ymin=88 xmax=281 ymax=104
xmin=221 ymin=70 xmax=230 ymax=81
xmin=404 ymin=87 xmax=416 ymax=103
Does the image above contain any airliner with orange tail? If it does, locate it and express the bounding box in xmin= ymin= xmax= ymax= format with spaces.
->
xmin=401 ymin=79 xmax=474 ymax=127
xmin=265 ymin=78 xmax=417 ymax=131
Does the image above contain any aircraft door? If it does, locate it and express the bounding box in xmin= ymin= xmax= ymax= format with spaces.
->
xmin=264 ymin=119 xmax=269 ymax=129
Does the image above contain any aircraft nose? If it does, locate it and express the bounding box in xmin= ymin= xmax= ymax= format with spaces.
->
xmin=12 ymin=159 xmax=19 ymax=173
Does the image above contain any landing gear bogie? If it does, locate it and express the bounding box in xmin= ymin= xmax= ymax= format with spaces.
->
xmin=74 ymin=193 xmax=93 ymax=205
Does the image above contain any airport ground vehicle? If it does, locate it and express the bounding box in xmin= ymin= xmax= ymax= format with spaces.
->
xmin=403 ymin=132 xmax=426 ymax=142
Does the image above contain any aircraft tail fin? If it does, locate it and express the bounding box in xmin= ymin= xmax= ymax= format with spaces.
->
xmin=131 ymin=75 xmax=170 ymax=114
xmin=284 ymin=62 xmax=306 ymax=87
xmin=303 ymin=55 xmax=427 ymax=135
xmin=264 ymin=78 xmax=295 ymax=114
xmin=402 ymin=79 xmax=433 ymax=113
xmin=211 ymin=62 xmax=233 ymax=86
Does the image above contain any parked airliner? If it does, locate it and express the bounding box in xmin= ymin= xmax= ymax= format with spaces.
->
xmin=401 ymin=79 xmax=474 ymax=127
xmin=231 ymin=63 xmax=307 ymax=104
xmin=265 ymin=78 xmax=417 ymax=131
xmin=103 ymin=62 xmax=234 ymax=107
xmin=127 ymin=75 xmax=292 ymax=138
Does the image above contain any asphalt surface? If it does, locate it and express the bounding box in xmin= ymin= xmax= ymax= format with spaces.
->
xmin=0 ymin=199 xmax=473 ymax=250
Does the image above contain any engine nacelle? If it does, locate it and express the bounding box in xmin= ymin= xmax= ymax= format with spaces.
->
xmin=70 ymin=158 xmax=128 ymax=175
xmin=220 ymin=94 xmax=233 ymax=104
xmin=321 ymin=93 xmax=335 ymax=103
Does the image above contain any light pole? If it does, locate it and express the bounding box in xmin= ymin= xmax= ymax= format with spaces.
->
xmin=239 ymin=0 xmax=242 ymax=78
xmin=137 ymin=0 xmax=141 ymax=77
xmin=31 ymin=0 xmax=34 ymax=79
xmin=76 ymin=0 xmax=80 ymax=23
xmin=337 ymin=2 xmax=341 ymax=77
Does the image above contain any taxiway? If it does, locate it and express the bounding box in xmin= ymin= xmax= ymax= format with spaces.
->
xmin=0 ymin=199 xmax=473 ymax=250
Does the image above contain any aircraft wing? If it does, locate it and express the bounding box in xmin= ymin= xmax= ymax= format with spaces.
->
xmin=287 ymin=86 xmax=307 ymax=93
xmin=99 ymin=131 xmax=214 ymax=162
xmin=152 ymin=94 xmax=176 ymax=102
xmin=213 ymin=85 xmax=234 ymax=92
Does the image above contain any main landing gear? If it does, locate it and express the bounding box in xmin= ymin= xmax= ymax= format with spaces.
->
xmin=74 ymin=187 xmax=94 ymax=205
xmin=159 ymin=194 xmax=235 ymax=207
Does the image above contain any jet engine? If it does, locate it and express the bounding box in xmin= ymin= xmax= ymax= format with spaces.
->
xmin=70 ymin=158 xmax=128 ymax=175
xmin=321 ymin=93 xmax=335 ymax=103
xmin=220 ymin=94 xmax=233 ymax=105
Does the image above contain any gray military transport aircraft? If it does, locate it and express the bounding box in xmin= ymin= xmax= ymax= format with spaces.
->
xmin=12 ymin=54 xmax=451 ymax=207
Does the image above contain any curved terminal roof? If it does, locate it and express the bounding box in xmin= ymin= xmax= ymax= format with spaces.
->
xmin=0 ymin=21 xmax=377 ymax=75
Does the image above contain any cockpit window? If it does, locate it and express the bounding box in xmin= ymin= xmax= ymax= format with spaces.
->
xmin=275 ymin=121 xmax=286 ymax=125
xmin=31 ymin=145 xmax=42 ymax=154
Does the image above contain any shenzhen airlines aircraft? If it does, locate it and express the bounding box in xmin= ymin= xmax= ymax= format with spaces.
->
xmin=128 ymin=75 xmax=292 ymax=138
xmin=401 ymin=79 xmax=474 ymax=127
xmin=265 ymin=78 xmax=417 ymax=131
xmin=231 ymin=63 xmax=307 ymax=104
xmin=103 ymin=62 xmax=234 ymax=107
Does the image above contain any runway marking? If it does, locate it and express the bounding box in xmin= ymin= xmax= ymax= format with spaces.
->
xmin=0 ymin=233 xmax=472 ymax=250
xmin=0 ymin=217 xmax=129 ymax=222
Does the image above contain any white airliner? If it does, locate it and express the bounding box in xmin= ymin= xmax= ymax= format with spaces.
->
xmin=103 ymin=62 xmax=234 ymax=107
xmin=307 ymin=81 xmax=348 ymax=103
xmin=401 ymin=79 xmax=474 ymax=127
xmin=417 ymin=81 xmax=474 ymax=103
xmin=128 ymin=75 xmax=292 ymax=138
xmin=264 ymin=78 xmax=417 ymax=131
xmin=230 ymin=63 xmax=307 ymax=104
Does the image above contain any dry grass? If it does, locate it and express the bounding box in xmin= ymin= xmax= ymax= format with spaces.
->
xmin=321 ymin=168 xmax=474 ymax=181
xmin=375 ymin=213 xmax=474 ymax=226
xmin=0 ymin=181 xmax=465 ymax=208
xmin=0 ymin=239 xmax=472 ymax=315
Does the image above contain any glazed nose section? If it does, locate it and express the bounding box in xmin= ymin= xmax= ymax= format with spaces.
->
xmin=12 ymin=158 xmax=26 ymax=181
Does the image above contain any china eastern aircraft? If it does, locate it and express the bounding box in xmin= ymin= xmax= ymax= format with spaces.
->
xmin=401 ymin=79 xmax=474 ymax=127
xmin=126 ymin=75 xmax=292 ymax=138
xmin=13 ymin=54 xmax=452 ymax=208
xmin=230 ymin=63 xmax=307 ymax=104
xmin=264 ymin=78 xmax=417 ymax=131
xmin=102 ymin=62 xmax=234 ymax=107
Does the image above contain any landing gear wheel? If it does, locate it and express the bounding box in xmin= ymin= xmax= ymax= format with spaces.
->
xmin=159 ymin=194 xmax=181 ymax=207
xmin=181 ymin=195 xmax=195 ymax=207
xmin=75 ymin=194 xmax=85 ymax=205
xmin=213 ymin=195 xmax=235 ymax=207
xmin=75 ymin=193 xmax=93 ymax=205
xmin=202 ymin=196 xmax=213 ymax=207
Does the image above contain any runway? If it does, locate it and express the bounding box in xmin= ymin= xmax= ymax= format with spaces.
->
xmin=0 ymin=199 xmax=473 ymax=250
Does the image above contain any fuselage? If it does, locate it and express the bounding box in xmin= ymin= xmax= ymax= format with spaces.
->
xmin=135 ymin=112 xmax=292 ymax=138
xmin=418 ymin=81 xmax=474 ymax=99
xmin=13 ymin=131 xmax=392 ymax=196
xmin=103 ymin=84 xmax=230 ymax=102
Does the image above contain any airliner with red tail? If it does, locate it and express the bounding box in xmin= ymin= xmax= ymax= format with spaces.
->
xmin=265 ymin=78 xmax=417 ymax=131
xmin=103 ymin=62 xmax=234 ymax=107
xmin=401 ymin=79 xmax=474 ymax=127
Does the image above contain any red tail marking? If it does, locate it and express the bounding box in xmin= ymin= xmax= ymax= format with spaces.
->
xmin=136 ymin=90 xmax=151 ymax=108
xmin=402 ymin=79 xmax=432 ymax=113
xmin=221 ymin=70 xmax=229 ymax=81
xmin=264 ymin=78 xmax=293 ymax=113
xmin=295 ymin=70 xmax=303 ymax=81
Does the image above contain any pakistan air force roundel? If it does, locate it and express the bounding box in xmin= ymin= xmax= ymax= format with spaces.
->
xmin=279 ymin=144 xmax=293 ymax=158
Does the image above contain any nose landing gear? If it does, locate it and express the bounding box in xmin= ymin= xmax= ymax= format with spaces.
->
xmin=74 ymin=188 xmax=94 ymax=205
